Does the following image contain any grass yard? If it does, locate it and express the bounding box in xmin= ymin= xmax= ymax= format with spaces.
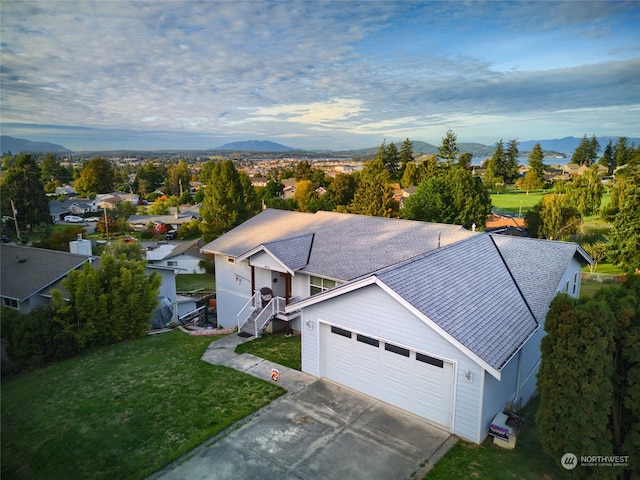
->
xmin=425 ymin=396 xmax=566 ymax=480
xmin=235 ymin=333 xmax=302 ymax=371
xmin=175 ymin=273 xmax=216 ymax=293
xmin=1 ymin=331 xmax=284 ymax=480
xmin=490 ymin=190 xmax=547 ymax=215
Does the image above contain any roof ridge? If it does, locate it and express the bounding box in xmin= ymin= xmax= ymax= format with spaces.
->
xmin=489 ymin=235 xmax=539 ymax=326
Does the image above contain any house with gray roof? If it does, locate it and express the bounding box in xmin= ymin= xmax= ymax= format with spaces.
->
xmin=200 ymin=208 xmax=590 ymax=444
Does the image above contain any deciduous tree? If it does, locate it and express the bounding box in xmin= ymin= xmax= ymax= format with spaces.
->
xmin=567 ymin=164 xmax=604 ymax=217
xmin=74 ymin=157 xmax=115 ymax=195
xmin=525 ymin=194 xmax=582 ymax=240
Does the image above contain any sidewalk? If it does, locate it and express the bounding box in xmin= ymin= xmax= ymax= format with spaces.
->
xmin=200 ymin=333 xmax=317 ymax=393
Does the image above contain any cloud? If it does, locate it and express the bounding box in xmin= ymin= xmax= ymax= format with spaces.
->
xmin=1 ymin=0 xmax=638 ymax=150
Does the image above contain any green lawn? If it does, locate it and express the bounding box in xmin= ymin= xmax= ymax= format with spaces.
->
xmin=235 ymin=333 xmax=302 ymax=371
xmin=425 ymin=396 xmax=566 ymax=480
xmin=1 ymin=331 xmax=284 ymax=480
xmin=490 ymin=190 xmax=547 ymax=215
xmin=175 ymin=273 xmax=216 ymax=293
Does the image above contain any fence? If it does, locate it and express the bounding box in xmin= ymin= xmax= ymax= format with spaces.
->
xmin=581 ymin=272 xmax=627 ymax=284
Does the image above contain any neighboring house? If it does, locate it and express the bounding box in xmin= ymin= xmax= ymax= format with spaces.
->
xmin=201 ymin=208 xmax=590 ymax=444
xmin=1 ymin=244 xmax=95 ymax=313
xmin=281 ymin=179 xmax=297 ymax=199
xmin=145 ymin=239 xmax=208 ymax=274
xmin=49 ymin=199 xmax=98 ymax=221
xmin=128 ymin=212 xmax=200 ymax=232
xmin=0 ymin=243 xmax=198 ymax=321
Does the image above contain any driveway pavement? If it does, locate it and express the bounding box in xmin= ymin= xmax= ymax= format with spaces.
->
xmin=148 ymin=334 xmax=455 ymax=480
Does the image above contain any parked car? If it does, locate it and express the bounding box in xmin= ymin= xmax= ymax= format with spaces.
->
xmin=165 ymin=230 xmax=177 ymax=240
xmin=85 ymin=216 xmax=100 ymax=222
xmin=64 ymin=215 xmax=84 ymax=223
xmin=1 ymin=234 xmax=10 ymax=243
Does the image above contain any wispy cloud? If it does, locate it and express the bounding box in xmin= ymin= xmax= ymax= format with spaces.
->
xmin=1 ymin=0 xmax=638 ymax=150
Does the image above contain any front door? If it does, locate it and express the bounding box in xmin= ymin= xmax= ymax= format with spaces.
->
xmin=270 ymin=270 xmax=287 ymax=299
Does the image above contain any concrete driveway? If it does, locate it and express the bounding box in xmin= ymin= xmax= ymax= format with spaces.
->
xmin=149 ymin=334 xmax=455 ymax=480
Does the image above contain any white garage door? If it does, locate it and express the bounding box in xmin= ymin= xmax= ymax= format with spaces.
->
xmin=321 ymin=324 xmax=454 ymax=429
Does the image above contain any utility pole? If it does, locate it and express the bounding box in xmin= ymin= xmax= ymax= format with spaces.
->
xmin=10 ymin=199 xmax=21 ymax=242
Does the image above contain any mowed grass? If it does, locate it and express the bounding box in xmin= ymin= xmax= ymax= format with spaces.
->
xmin=425 ymin=395 xmax=566 ymax=480
xmin=1 ymin=331 xmax=284 ymax=480
xmin=175 ymin=273 xmax=216 ymax=293
xmin=490 ymin=190 xmax=547 ymax=215
xmin=235 ymin=333 xmax=302 ymax=371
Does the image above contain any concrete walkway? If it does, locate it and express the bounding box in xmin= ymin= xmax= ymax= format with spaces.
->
xmin=148 ymin=333 xmax=455 ymax=480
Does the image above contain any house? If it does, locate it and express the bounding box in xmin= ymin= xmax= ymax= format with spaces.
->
xmin=201 ymin=209 xmax=590 ymax=444
xmin=145 ymin=239 xmax=208 ymax=274
xmin=49 ymin=199 xmax=98 ymax=222
xmin=128 ymin=212 xmax=200 ymax=232
xmin=1 ymin=244 xmax=95 ymax=312
xmin=0 ymin=243 xmax=199 ymax=322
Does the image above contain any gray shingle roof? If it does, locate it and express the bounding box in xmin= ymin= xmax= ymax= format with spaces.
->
xmin=489 ymin=234 xmax=588 ymax=321
xmin=201 ymin=209 xmax=475 ymax=281
xmin=1 ymin=244 xmax=91 ymax=301
xmin=375 ymin=234 xmax=539 ymax=371
xmin=263 ymin=234 xmax=314 ymax=272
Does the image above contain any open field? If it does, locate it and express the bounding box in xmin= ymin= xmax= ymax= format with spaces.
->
xmin=490 ymin=189 xmax=548 ymax=215
xmin=1 ymin=331 xmax=284 ymax=480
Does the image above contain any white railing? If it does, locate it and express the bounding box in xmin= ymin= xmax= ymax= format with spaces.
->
xmin=253 ymin=297 xmax=286 ymax=337
xmin=237 ymin=291 xmax=262 ymax=331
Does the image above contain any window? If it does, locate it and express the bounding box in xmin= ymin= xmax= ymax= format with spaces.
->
xmin=167 ymin=261 xmax=178 ymax=267
xmin=573 ymin=272 xmax=578 ymax=295
xmin=310 ymin=276 xmax=336 ymax=295
xmin=385 ymin=343 xmax=410 ymax=357
xmin=2 ymin=297 xmax=18 ymax=309
xmin=357 ymin=334 xmax=379 ymax=347
xmin=331 ymin=326 xmax=351 ymax=338
xmin=416 ymin=353 xmax=444 ymax=368
xmin=227 ymin=257 xmax=235 ymax=263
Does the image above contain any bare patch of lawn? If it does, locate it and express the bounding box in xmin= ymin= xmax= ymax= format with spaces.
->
xmin=1 ymin=331 xmax=284 ymax=480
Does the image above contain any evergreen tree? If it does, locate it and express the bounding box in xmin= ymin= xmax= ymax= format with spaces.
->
xmin=399 ymin=138 xmax=414 ymax=180
xmin=537 ymin=294 xmax=615 ymax=474
xmin=457 ymin=152 xmax=473 ymax=170
xmin=609 ymin=166 xmax=640 ymax=272
xmin=166 ymin=159 xmax=191 ymax=196
xmin=614 ymin=136 xmax=632 ymax=168
xmin=401 ymin=162 xmax=418 ymax=188
xmin=327 ymin=173 xmax=356 ymax=206
xmin=199 ymin=160 xmax=261 ymax=241
xmin=0 ymin=153 xmax=52 ymax=231
xmin=375 ymin=140 xmax=400 ymax=180
xmin=348 ymin=158 xmax=398 ymax=217
xmin=599 ymin=139 xmax=615 ymax=175
xmin=491 ymin=139 xmax=507 ymax=181
xmin=504 ymin=139 xmax=520 ymax=183
xmin=437 ymin=129 xmax=459 ymax=164
xmin=571 ymin=134 xmax=600 ymax=165
xmin=521 ymin=142 xmax=545 ymax=192
xmin=417 ymin=154 xmax=439 ymax=183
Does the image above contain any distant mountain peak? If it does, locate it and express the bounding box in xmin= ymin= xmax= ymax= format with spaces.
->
xmin=1 ymin=136 xmax=72 ymax=154
xmin=212 ymin=140 xmax=297 ymax=152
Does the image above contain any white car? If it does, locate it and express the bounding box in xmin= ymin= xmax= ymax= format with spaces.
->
xmin=85 ymin=216 xmax=100 ymax=222
xmin=64 ymin=215 xmax=84 ymax=223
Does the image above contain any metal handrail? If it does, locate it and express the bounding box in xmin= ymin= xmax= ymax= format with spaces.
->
xmin=253 ymin=297 xmax=286 ymax=337
xmin=237 ymin=291 xmax=261 ymax=331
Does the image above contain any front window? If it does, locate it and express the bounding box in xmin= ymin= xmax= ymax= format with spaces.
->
xmin=310 ymin=276 xmax=336 ymax=295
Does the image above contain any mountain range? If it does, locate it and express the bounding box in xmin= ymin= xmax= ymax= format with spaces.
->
xmin=2 ymin=135 xmax=638 ymax=157
xmin=0 ymin=136 xmax=72 ymax=154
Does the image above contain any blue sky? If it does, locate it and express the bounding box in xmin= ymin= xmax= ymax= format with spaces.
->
xmin=1 ymin=0 xmax=639 ymax=151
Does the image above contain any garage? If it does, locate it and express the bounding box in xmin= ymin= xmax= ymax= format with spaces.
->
xmin=321 ymin=323 xmax=454 ymax=429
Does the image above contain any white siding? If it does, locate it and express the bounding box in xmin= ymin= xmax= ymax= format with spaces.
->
xmin=250 ymin=251 xmax=287 ymax=273
xmin=157 ymin=255 xmax=205 ymax=274
xmin=214 ymin=255 xmax=252 ymax=328
xmin=300 ymin=284 xmax=485 ymax=443
xmin=481 ymin=354 xmax=519 ymax=440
